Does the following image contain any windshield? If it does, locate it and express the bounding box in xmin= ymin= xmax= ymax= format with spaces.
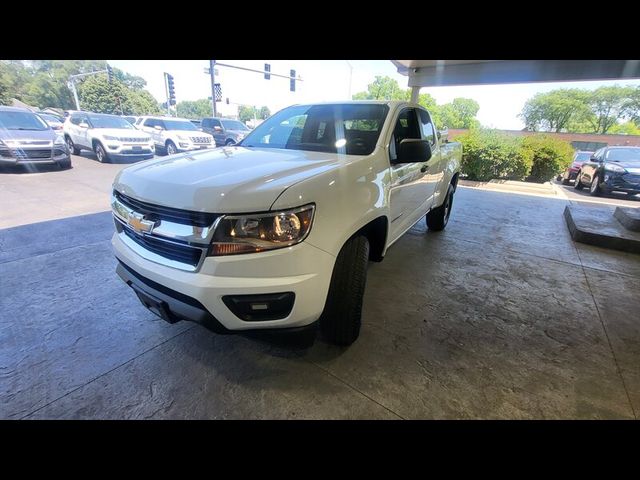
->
xmin=88 ymin=114 xmax=135 ymax=129
xmin=0 ymin=110 xmax=50 ymax=131
xmin=221 ymin=119 xmax=249 ymax=131
xmin=239 ymin=104 xmax=389 ymax=155
xmin=574 ymin=152 xmax=592 ymax=162
xmin=39 ymin=114 xmax=60 ymax=123
xmin=606 ymin=148 xmax=640 ymax=163
xmin=163 ymin=119 xmax=198 ymax=131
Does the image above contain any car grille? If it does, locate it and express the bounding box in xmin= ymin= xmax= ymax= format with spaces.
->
xmin=120 ymin=137 xmax=150 ymax=142
xmin=623 ymin=174 xmax=640 ymax=185
xmin=114 ymin=190 xmax=218 ymax=227
xmin=119 ymin=149 xmax=153 ymax=155
xmin=190 ymin=136 xmax=210 ymax=144
xmin=122 ymin=226 xmax=202 ymax=268
xmin=0 ymin=148 xmax=53 ymax=159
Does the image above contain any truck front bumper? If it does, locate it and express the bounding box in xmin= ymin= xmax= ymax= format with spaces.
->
xmin=112 ymin=232 xmax=336 ymax=333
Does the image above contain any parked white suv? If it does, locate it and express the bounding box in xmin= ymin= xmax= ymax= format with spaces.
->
xmin=63 ymin=112 xmax=154 ymax=163
xmin=111 ymin=101 xmax=462 ymax=346
xmin=136 ymin=116 xmax=214 ymax=155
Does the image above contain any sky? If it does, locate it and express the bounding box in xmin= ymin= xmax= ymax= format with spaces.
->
xmin=108 ymin=60 xmax=640 ymax=130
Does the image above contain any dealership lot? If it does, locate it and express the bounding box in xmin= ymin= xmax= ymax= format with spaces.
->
xmin=1 ymin=160 xmax=638 ymax=419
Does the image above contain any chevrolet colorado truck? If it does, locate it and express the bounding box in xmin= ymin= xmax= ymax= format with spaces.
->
xmin=111 ymin=101 xmax=462 ymax=346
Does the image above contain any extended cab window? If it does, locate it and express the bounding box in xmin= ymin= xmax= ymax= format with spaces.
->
xmin=239 ymin=104 xmax=389 ymax=155
xmin=418 ymin=109 xmax=436 ymax=146
xmin=390 ymin=108 xmax=421 ymax=161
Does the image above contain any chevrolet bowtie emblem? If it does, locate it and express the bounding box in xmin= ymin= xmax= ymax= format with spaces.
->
xmin=127 ymin=212 xmax=155 ymax=234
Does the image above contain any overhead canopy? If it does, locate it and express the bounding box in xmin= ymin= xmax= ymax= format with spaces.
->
xmin=392 ymin=60 xmax=640 ymax=87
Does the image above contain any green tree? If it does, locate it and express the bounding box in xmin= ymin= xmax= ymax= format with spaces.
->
xmin=587 ymin=85 xmax=637 ymax=134
xmin=238 ymin=105 xmax=255 ymax=123
xmin=177 ymin=99 xmax=213 ymax=119
xmin=259 ymin=106 xmax=271 ymax=119
xmin=77 ymin=75 xmax=161 ymax=115
xmin=352 ymin=76 xmax=409 ymax=101
xmin=520 ymin=89 xmax=591 ymax=132
xmin=609 ymin=121 xmax=640 ymax=135
xmin=521 ymin=135 xmax=574 ymax=182
xmin=438 ymin=98 xmax=480 ymax=129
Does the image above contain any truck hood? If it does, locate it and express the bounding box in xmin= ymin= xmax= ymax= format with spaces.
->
xmin=113 ymin=146 xmax=341 ymax=213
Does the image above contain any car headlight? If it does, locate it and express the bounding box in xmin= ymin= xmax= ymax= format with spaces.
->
xmin=54 ymin=136 xmax=65 ymax=145
xmin=103 ymin=135 xmax=118 ymax=141
xmin=209 ymin=205 xmax=315 ymax=256
xmin=604 ymin=163 xmax=625 ymax=173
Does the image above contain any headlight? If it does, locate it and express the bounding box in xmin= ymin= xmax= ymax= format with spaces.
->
xmin=103 ymin=135 xmax=118 ymax=141
xmin=209 ymin=205 xmax=315 ymax=256
xmin=54 ymin=136 xmax=65 ymax=145
xmin=604 ymin=163 xmax=625 ymax=173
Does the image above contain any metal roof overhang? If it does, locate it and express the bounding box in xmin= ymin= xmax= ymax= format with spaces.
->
xmin=392 ymin=60 xmax=640 ymax=87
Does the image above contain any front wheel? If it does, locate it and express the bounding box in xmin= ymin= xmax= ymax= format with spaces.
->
xmin=574 ymin=171 xmax=584 ymax=190
xmin=589 ymin=175 xmax=601 ymax=197
xmin=166 ymin=141 xmax=178 ymax=156
xmin=319 ymin=235 xmax=370 ymax=346
xmin=426 ymin=184 xmax=455 ymax=231
xmin=95 ymin=143 xmax=109 ymax=163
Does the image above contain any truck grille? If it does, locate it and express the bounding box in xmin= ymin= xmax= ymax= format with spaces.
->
xmin=122 ymin=226 xmax=202 ymax=268
xmin=190 ymin=136 xmax=210 ymax=144
xmin=114 ymin=190 xmax=218 ymax=228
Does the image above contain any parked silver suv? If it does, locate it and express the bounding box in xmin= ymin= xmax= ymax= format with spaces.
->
xmin=201 ymin=117 xmax=251 ymax=146
xmin=0 ymin=106 xmax=71 ymax=169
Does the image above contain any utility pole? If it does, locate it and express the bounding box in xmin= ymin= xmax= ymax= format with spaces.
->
xmin=346 ymin=60 xmax=353 ymax=99
xmin=67 ymin=67 xmax=110 ymax=110
xmin=210 ymin=60 xmax=217 ymax=117
xmin=68 ymin=80 xmax=81 ymax=110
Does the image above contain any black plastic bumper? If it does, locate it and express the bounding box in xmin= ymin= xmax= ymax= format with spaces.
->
xmin=116 ymin=260 xmax=317 ymax=337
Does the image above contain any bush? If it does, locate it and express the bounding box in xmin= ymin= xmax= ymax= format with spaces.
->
xmin=456 ymin=129 xmax=533 ymax=182
xmin=521 ymin=135 xmax=574 ymax=183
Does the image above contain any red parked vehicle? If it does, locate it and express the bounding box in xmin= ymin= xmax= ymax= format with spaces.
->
xmin=558 ymin=151 xmax=593 ymax=185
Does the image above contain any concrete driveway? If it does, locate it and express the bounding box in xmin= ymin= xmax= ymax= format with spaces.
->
xmin=2 ymin=164 xmax=639 ymax=418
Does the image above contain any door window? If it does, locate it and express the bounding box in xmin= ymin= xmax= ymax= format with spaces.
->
xmin=418 ymin=109 xmax=436 ymax=146
xmin=390 ymin=108 xmax=421 ymax=162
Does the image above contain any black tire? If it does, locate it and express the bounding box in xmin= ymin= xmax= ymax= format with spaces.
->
xmin=166 ymin=140 xmax=178 ymax=155
xmin=225 ymin=139 xmax=236 ymax=146
xmin=66 ymin=136 xmax=80 ymax=155
xmin=589 ymin=175 xmax=601 ymax=197
xmin=94 ymin=142 xmax=109 ymax=163
xmin=574 ymin=170 xmax=584 ymax=190
xmin=562 ymin=177 xmax=571 ymax=185
xmin=58 ymin=157 xmax=72 ymax=170
xmin=426 ymin=183 xmax=455 ymax=231
xmin=319 ymin=235 xmax=370 ymax=346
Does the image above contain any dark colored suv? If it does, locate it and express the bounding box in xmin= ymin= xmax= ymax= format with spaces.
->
xmin=574 ymin=146 xmax=640 ymax=197
xmin=201 ymin=117 xmax=251 ymax=146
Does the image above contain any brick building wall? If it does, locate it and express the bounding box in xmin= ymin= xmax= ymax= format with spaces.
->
xmin=448 ymin=129 xmax=640 ymax=150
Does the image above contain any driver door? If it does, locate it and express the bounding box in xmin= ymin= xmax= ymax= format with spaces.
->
xmin=388 ymin=107 xmax=433 ymax=242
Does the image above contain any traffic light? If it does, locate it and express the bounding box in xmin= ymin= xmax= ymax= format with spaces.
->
xmin=290 ymin=70 xmax=296 ymax=92
xmin=107 ymin=64 xmax=113 ymax=83
xmin=264 ymin=63 xmax=271 ymax=80
xmin=166 ymin=73 xmax=176 ymax=105
xmin=226 ymin=98 xmax=230 ymax=105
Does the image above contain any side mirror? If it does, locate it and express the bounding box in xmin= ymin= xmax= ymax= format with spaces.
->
xmin=396 ymin=139 xmax=432 ymax=163
xmin=79 ymin=122 xmax=89 ymax=129
xmin=590 ymin=156 xmax=599 ymax=162
xmin=154 ymin=125 xmax=163 ymax=131
xmin=214 ymin=126 xmax=222 ymax=132
xmin=437 ymin=127 xmax=449 ymax=143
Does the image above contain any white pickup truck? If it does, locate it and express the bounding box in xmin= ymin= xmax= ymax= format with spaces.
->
xmin=111 ymin=101 xmax=462 ymax=345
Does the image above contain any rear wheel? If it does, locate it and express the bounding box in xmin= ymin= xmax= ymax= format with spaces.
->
xmin=320 ymin=235 xmax=370 ymax=346
xmin=66 ymin=136 xmax=80 ymax=155
xmin=426 ymin=184 xmax=454 ymax=231
xmin=562 ymin=175 xmax=571 ymax=185
xmin=58 ymin=157 xmax=72 ymax=170
xmin=95 ymin=143 xmax=109 ymax=163
xmin=574 ymin=170 xmax=584 ymax=190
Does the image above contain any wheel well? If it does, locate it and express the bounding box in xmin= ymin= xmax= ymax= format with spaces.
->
xmin=165 ymin=139 xmax=175 ymax=148
xmin=226 ymin=138 xmax=236 ymax=144
xmin=92 ymin=139 xmax=101 ymax=150
xmin=451 ymin=172 xmax=459 ymax=191
xmin=355 ymin=216 xmax=388 ymax=262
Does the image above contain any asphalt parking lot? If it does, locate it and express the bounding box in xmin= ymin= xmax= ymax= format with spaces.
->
xmin=1 ymin=156 xmax=639 ymax=419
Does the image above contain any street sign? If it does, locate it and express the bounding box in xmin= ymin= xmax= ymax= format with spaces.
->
xmin=214 ymin=83 xmax=222 ymax=102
